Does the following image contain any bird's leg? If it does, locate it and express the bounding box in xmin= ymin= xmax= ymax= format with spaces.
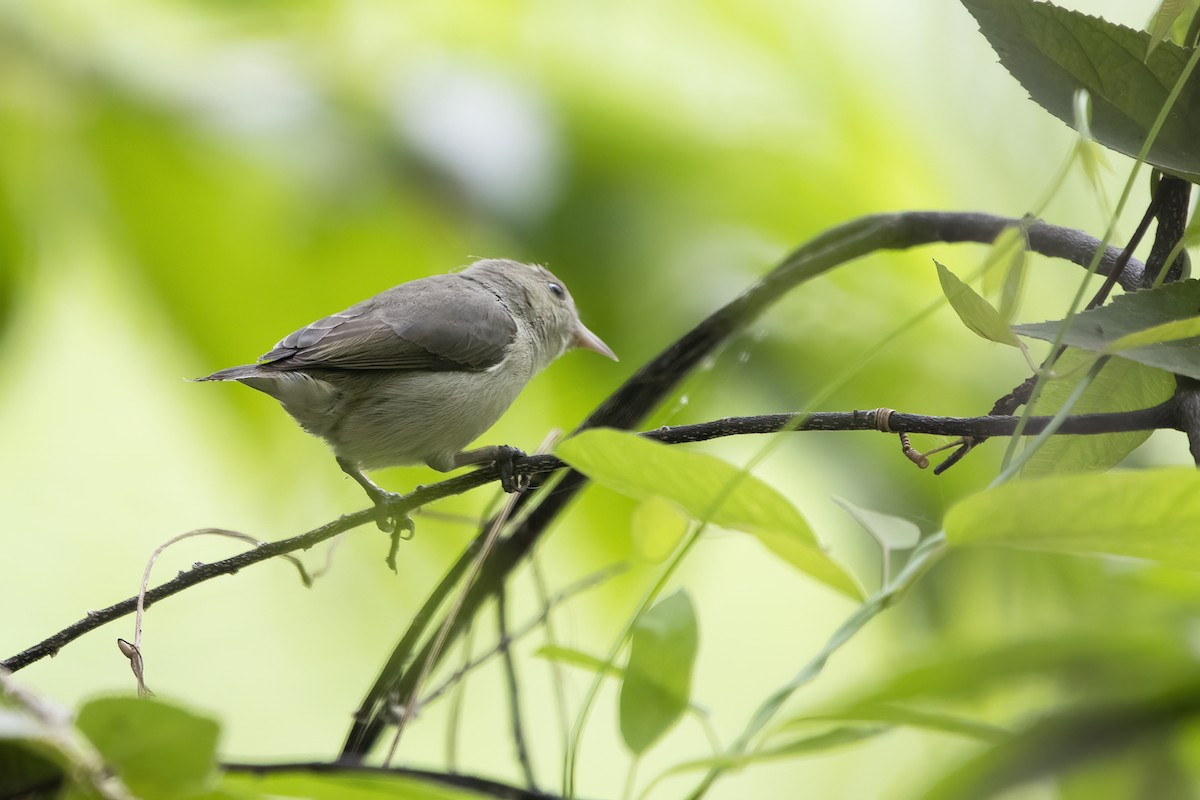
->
xmin=452 ymin=445 xmax=529 ymax=493
xmin=336 ymin=457 xmax=414 ymax=541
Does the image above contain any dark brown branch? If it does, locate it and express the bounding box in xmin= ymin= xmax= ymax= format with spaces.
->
xmin=331 ymin=211 xmax=1146 ymax=758
xmin=223 ymin=762 xmax=561 ymax=800
xmin=1174 ymin=378 xmax=1200 ymax=466
xmin=3 ymin=401 xmax=1176 ymax=674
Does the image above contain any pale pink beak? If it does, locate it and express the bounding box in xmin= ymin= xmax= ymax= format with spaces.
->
xmin=573 ymin=321 xmax=618 ymax=361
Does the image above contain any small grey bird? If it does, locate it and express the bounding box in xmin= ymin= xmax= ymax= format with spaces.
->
xmin=198 ymin=258 xmax=616 ymax=530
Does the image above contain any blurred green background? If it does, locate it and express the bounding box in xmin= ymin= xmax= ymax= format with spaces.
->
xmin=1 ymin=0 xmax=1195 ymax=797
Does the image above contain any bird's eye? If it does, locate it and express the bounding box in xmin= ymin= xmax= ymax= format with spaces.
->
xmin=548 ymin=282 xmax=566 ymax=300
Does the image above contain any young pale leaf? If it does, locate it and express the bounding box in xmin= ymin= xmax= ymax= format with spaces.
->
xmin=945 ymin=468 xmax=1200 ymax=569
xmin=980 ymin=225 xmax=1029 ymax=323
xmin=961 ymin=0 xmax=1200 ymax=181
xmin=1147 ymin=0 xmax=1198 ymax=54
xmin=557 ymin=429 xmax=862 ymax=599
xmin=619 ymin=590 xmax=699 ymax=755
xmin=832 ymin=496 xmax=920 ymax=551
xmin=631 ymin=495 xmax=691 ymax=563
xmin=1023 ymin=351 xmax=1174 ymax=476
xmin=1014 ymin=280 xmax=1200 ymax=378
xmin=76 ymin=697 xmax=219 ymax=799
xmin=935 ymin=261 xmax=1019 ymax=346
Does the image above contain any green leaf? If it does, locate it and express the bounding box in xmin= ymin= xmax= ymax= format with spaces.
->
xmin=924 ymin=678 xmax=1200 ymax=800
xmin=1014 ymin=280 xmax=1200 ymax=378
xmin=535 ymin=645 xmax=622 ymax=678
xmin=631 ymin=495 xmax=691 ymax=563
xmin=945 ymin=468 xmax=1200 ymax=569
xmin=935 ymin=260 xmax=1020 ymax=346
xmin=831 ymin=496 xmax=920 ymax=551
xmin=557 ymin=429 xmax=863 ymax=599
xmin=76 ymin=697 xmax=219 ymax=799
xmin=1023 ymin=351 xmax=1174 ymax=476
xmin=961 ymin=0 xmax=1200 ymax=181
xmin=619 ymin=590 xmax=699 ymax=754
xmin=819 ymin=631 xmax=1192 ymax=720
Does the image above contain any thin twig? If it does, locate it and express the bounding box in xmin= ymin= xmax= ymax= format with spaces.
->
xmin=125 ymin=528 xmax=314 ymax=695
xmin=383 ymin=489 xmax=523 ymax=767
xmin=418 ymin=563 xmax=628 ymax=709
xmin=497 ymin=591 xmax=537 ymax=789
xmin=530 ymin=554 xmax=572 ymax=757
xmin=2 ymin=402 xmax=1178 ymax=675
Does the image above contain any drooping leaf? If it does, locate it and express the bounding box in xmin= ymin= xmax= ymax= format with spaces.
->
xmin=1013 ymin=280 xmax=1200 ymax=378
xmin=76 ymin=697 xmax=219 ymax=799
xmin=935 ymin=260 xmax=1020 ymax=346
xmin=961 ymin=0 xmax=1200 ymax=181
xmin=831 ymin=496 xmax=921 ymax=551
xmin=619 ymin=590 xmax=699 ymax=754
xmin=1022 ymin=351 xmax=1174 ymax=476
xmin=945 ymin=468 xmax=1200 ymax=570
xmin=1147 ymin=0 xmax=1200 ymax=55
xmin=557 ymin=429 xmax=863 ymax=599
xmin=982 ymin=224 xmax=1030 ymax=322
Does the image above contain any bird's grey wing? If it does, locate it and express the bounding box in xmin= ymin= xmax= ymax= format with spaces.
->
xmin=259 ymin=275 xmax=517 ymax=372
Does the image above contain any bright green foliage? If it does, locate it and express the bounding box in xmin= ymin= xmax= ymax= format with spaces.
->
xmin=1014 ymin=280 xmax=1200 ymax=377
xmin=75 ymin=696 xmax=220 ymax=799
xmin=962 ymin=0 xmax=1200 ymax=180
xmin=946 ymin=468 xmax=1200 ymax=569
xmin=935 ymin=260 xmax=1020 ymax=346
xmin=1023 ymin=351 xmax=1174 ymax=476
xmin=924 ymin=678 xmax=1200 ymax=800
xmin=630 ymin=495 xmax=691 ymax=563
xmin=557 ymin=429 xmax=863 ymax=599
xmin=618 ymin=590 xmax=699 ymax=754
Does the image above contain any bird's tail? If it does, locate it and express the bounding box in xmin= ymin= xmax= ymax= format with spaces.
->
xmin=193 ymin=364 xmax=265 ymax=382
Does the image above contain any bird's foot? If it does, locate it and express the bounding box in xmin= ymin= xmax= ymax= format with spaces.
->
xmin=367 ymin=491 xmax=415 ymax=572
xmin=494 ymin=445 xmax=530 ymax=493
